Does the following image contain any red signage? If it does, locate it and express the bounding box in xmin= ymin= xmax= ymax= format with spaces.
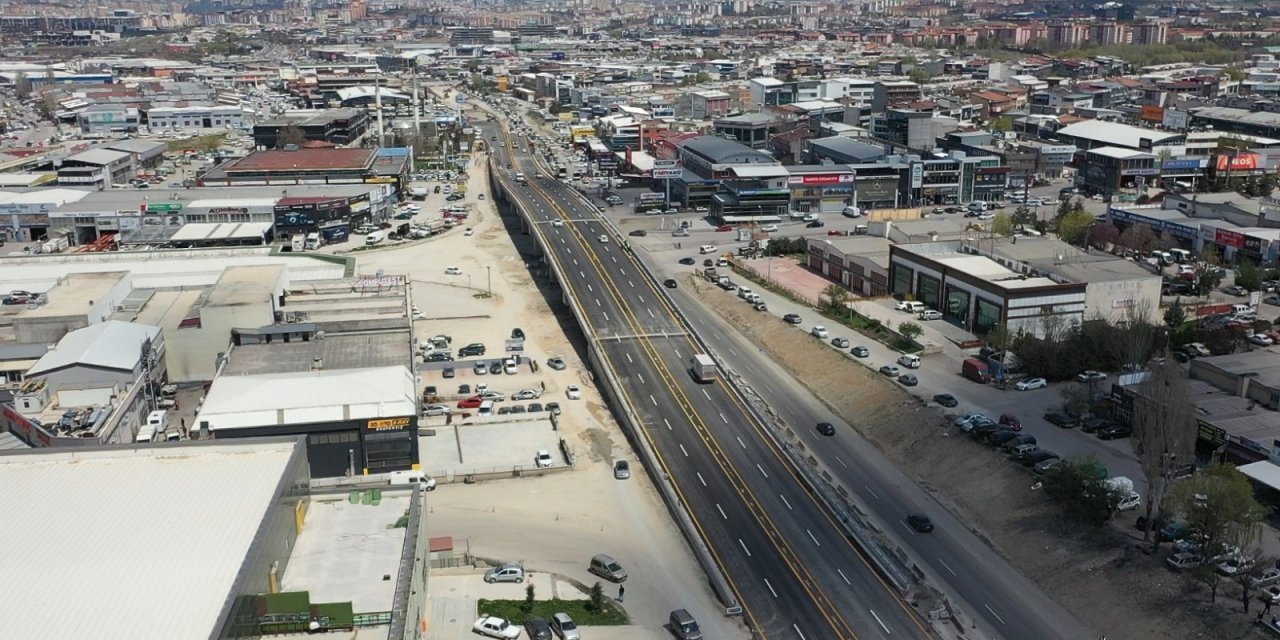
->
xmin=787 ymin=174 xmax=854 ymax=186
xmin=1216 ymin=153 xmax=1260 ymax=171
xmin=1215 ymin=228 xmax=1245 ymax=248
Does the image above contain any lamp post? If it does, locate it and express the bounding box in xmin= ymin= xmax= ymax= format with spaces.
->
xmin=486 ymin=266 xmax=492 ymax=296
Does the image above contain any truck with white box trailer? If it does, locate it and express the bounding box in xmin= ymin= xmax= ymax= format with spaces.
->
xmin=690 ymin=354 xmax=717 ymax=383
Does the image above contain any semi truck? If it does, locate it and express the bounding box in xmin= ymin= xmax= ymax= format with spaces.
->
xmin=690 ymin=354 xmax=717 ymax=383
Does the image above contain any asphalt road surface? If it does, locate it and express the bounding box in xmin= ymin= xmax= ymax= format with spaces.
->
xmin=481 ymin=118 xmax=932 ymax=640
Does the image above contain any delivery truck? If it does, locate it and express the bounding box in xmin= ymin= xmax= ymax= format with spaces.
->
xmin=961 ymin=358 xmax=993 ymax=384
xmin=690 ymin=354 xmax=717 ymax=383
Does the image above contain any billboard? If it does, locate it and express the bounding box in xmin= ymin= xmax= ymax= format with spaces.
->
xmin=652 ymin=168 xmax=681 ymax=179
xmin=787 ymin=174 xmax=854 ymax=186
xmin=1215 ymin=228 xmax=1245 ymax=248
xmin=1216 ymin=153 xmax=1260 ymax=171
xmin=1162 ymin=158 xmax=1206 ymax=172
xmin=653 ymin=159 xmax=677 ymax=169
xmin=638 ymin=192 xmax=666 ymax=203
xmin=910 ymin=163 xmax=923 ymax=189
xmin=1140 ymin=105 xmax=1165 ymax=122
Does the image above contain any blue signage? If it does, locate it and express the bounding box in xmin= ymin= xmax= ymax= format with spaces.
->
xmin=1161 ymin=158 xmax=1205 ymax=172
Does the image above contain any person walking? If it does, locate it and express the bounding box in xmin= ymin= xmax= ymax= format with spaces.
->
xmin=617 ymin=585 xmax=625 ymax=603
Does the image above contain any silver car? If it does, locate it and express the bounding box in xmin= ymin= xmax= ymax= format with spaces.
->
xmin=550 ymin=613 xmax=580 ymax=640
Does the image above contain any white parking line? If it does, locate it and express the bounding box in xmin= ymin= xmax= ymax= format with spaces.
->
xmin=864 ymin=486 xmax=880 ymax=500
xmin=637 ymin=373 xmax=645 ymax=384
xmin=702 ymin=389 xmax=711 ymax=400
xmin=625 ymin=353 xmax=633 ymax=364
xmin=594 ymin=298 xmax=602 ymax=307
xmin=736 ymin=437 xmax=746 ymax=449
xmin=719 ymin=412 xmax=729 ymax=424
xmin=984 ymin=604 xmax=1006 ymax=625
xmin=628 ymin=280 xmax=635 ymax=288
xmin=587 ymin=284 xmax=593 ymax=292
xmin=792 ymin=625 xmax=806 ymax=640
xmin=647 ymin=308 xmax=655 ymax=318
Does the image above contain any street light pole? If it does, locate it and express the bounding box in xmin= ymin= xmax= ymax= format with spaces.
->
xmin=486 ymin=266 xmax=491 ymax=296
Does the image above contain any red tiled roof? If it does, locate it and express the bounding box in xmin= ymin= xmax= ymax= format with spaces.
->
xmin=226 ymin=147 xmax=374 ymax=173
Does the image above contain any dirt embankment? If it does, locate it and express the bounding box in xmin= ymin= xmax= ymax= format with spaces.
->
xmin=691 ymin=276 xmax=1262 ymax=640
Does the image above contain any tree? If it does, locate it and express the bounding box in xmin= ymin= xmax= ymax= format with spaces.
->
xmin=1200 ymin=243 xmax=1222 ymax=267
xmin=1171 ymin=463 xmax=1266 ymax=599
xmin=908 ymin=68 xmax=931 ymax=85
xmin=1087 ymin=221 xmax=1120 ymax=250
xmin=1236 ymin=555 xmax=1275 ymax=613
xmin=991 ymin=211 xmax=1014 ymax=236
xmin=1042 ymin=456 xmax=1121 ymax=526
xmin=12 ymin=72 xmax=31 ymax=99
xmin=1164 ymin=297 xmax=1187 ymax=329
xmin=522 ymin=584 xmax=535 ymax=613
xmin=1194 ymin=266 xmax=1223 ymax=296
xmin=1117 ymin=225 xmax=1158 ymax=254
xmin=1111 ymin=302 xmax=1161 ymax=370
xmin=822 ymin=283 xmax=849 ymax=314
xmin=1133 ymin=359 xmax=1200 ymax=551
xmin=1056 ymin=209 xmax=1093 ymax=245
xmin=1192 ymin=564 xmax=1225 ymax=604
xmin=1059 ymin=382 xmax=1091 ymax=418
xmin=276 ymin=124 xmax=306 ymax=148
xmin=1055 ymin=197 xmax=1073 ymax=220
xmin=990 ymin=116 xmax=1013 ymax=133
xmin=1237 ymin=259 xmax=1262 ymax=292
xmin=898 ymin=321 xmax=923 ymax=342
xmin=588 ymin=581 xmax=606 ymax=612
xmin=1011 ymin=205 xmax=1036 ymax=230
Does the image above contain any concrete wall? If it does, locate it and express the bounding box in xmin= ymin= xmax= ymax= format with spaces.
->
xmin=166 ymin=301 xmax=273 ymax=383
xmin=1084 ymin=276 xmax=1162 ymax=324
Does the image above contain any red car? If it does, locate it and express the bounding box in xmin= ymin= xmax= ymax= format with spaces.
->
xmin=457 ymin=396 xmax=483 ymax=409
xmin=998 ymin=413 xmax=1022 ymax=431
xmin=716 ymin=225 xmax=733 ymax=232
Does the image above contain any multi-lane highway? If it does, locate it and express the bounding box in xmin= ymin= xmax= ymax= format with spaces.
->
xmin=481 ymin=118 xmax=933 ymax=639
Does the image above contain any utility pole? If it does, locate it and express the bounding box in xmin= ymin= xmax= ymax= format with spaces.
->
xmin=374 ymin=73 xmax=385 ymax=148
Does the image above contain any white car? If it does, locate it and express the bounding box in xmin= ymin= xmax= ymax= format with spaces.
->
xmin=535 ymin=450 xmax=554 ymax=468
xmin=598 ymin=234 xmax=609 ymax=243
xmin=1217 ymin=555 xmax=1253 ymax=576
xmin=473 ymin=615 xmax=521 ymax=639
xmin=1247 ymin=333 xmax=1274 ymax=346
xmin=423 ymin=404 xmax=451 ymax=417
xmin=761 ymin=224 xmax=779 ymax=232
xmin=1251 ymin=568 xmax=1280 ymax=589
xmin=802 ymin=213 xmax=819 ymax=222
xmin=566 ymin=385 xmax=582 ymax=399
xmin=445 ymin=266 xmax=463 ymax=275
xmin=512 ymin=389 xmax=541 ymax=400
xmin=464 ymin=228 xmax=474 ymax=236
xmin=1015 ymin=377 xmax=1047 ymax=391
xmin=1166 ymin=552 xmax=1204 ymax=571
xmin=551 ymin=219 xmax=564 ymax=227
xmin=480 ymin=391 xmax=506 ymax=402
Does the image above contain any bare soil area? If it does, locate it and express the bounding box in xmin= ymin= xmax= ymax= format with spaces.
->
xmin=690 ymin=275 xmax=1266 ymax=640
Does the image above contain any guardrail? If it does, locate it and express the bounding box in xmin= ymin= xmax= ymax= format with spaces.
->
xmin=487 ymin=148 xmax=742 ymax=616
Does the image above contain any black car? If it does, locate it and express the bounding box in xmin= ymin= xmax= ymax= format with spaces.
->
xmin=511 ymin=328 xmax=525 ymax=340
xmin=816 ymin=422 xmax=836 ymax=436
xmin=1097 ymin=424 xmax=1133 ymax=440
xmin=1043 ymin=411 xmax=1079 ymax=429
xmin=628 ymin=229 xmax=647 ymax=237
xmin=459 ymin=343 xmax=486 ymax=357
xmin=1080 ymin=417 xmax=1115 ymax=433
xmin=489 ymin=361 xmax=504 ymax=374
xmin=679 ymin=257 xmax=696 ymax=265
xmin=442 ymin=367 xmax=455 ymax=378
xmin=898 ymin=373 xmax=919 ymax=386
xmin=987 ymin=430 xmax=1021 ymax=446
xmin=906 ymin=513 xmax=934 ymax=533
xmin=932 ymin=393 xmax=958 ymax=408
xmin=805 ymin=220 xmax=825 ymax=228
xmin=458 ymin=384 xmax=471 ymax=395
xmin=664 ymin=279 xmax=678 ymax=288
xmin=1019 ymin=449 xmax=1060 ymax=466
xmin=783 ymin=313 xmax=802 ymax=325
xmin=426 ymin=352 xmax=454 ymax=362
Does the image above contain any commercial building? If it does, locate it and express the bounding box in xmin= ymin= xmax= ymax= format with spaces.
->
xmin=675 ymin=136 xmax=785 ymax=217
xmin=749 ymin=77 xmax=797 ymax=106
xmin=690 ymin=89 xmax=732 ymax=120
xmin=1107 ymin=200 xmax=1280 ymax=263
xmin=1054 ymin=119 xmax=1182 ymax=152
xmin=712 ymin=112 xmax=779 ymax=150
xmin=871 ymin=109 xmax=939 ymax=151
xmin=197 ymin=146 xmax=410 ymax=191
xmin=1078 ymin=146 xmax=1158 ymax=195
xmin=786 ymin=164 xmax=905 ymax=214
xmin=805 ymin=136 xmax=888 ymax=164
xmin=198 ymin=365 xmax=419 ymax=478
xmin=56 ymin=147 xmax=134 ymax=189
xmin=146 ymin=105 xmax=250 ymax=130
xmin=1189 ymin=106 xmax=1280 ymax=140
xmin=252 ymin=108 xmax=370 ymax=149
xmin=104 ymin=138 xmax=168 ymax=170
xmin=0 ymin=438 xmax=311 ymax=640
xmin=806 ymin=236 xmax=892 ymax=297
xmin=76 ymin=103 xmax=139 ymax=134
xmin=889 ymin=236 xmax=1159 ymax=337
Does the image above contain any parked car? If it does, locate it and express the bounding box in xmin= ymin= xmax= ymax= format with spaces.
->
xmin=1015 ymin=377 xmax=1047 ymax=391
xmin=549 ymin=613 xmax=580 ymax=640
xmin=932 ymin=393 xmax=958 ymax=407
xmin=524 ymin=617 xmax=552 ymax=640
xmin=1166 ymin=553 xmax=1203 ymax=572
xmin=445 ymin=266 xmax=463 ymax=275
xmin=423 ymin=404 xmax=451 ymax=417
xmin=490 ymin=361 xmax=504 ymax=374
xmin=918 ymin=309 xmax=943 ymax=321
xmin=1247 ymin=333 xmax=1274 ymax=346
xmin=484 ymin=563 xmax=525 ymax=583
xmin=1043 ymin=411 xmax=1080 ymax=429
xmin=898 ymin=373 xmax=919 ymax=386
xmin=474 ymin=616 xmax=521 ymax=639
xmin=1081 ymin=417 xmax=1116 ymax=434
xmin=1076 ymin=370 xmax=1108 ymax=383
xmin=879 ymin=365 xmax=900 ymax=377
xmin=535 ymin=450 xmax=554 ymax=468
xmin=1224 ymin=285 xmax=1249 ymax=296
xmin=1097 ymin=424 xmax=1133 ymax=440
xmin=459 ymin=343 xmax=487 ymax=357
xmin=998 ymin=413 xmax=1022 ymax=430
xmin=1251 ymin=568 xmax=1280 ymax=589
xmin=831 ymin=337 xmax=851 ymax=349
xmin=566 ymin=385 xmax=582 ymax=399
xmin=783 ymin=313 xmax=802 ymax=324
xmin=906 ymin=513 xmax=934 ymax=532
xmin=679 ymin=257 xmax=696 ymax=265
xmin=513 ymin=389 xmax=541 ymax=401
xmin=474 ymin=362 xmax=489 ymax=375
xmin=458 ymin=396 xmax=484 ymax=409
xmin=1217 ymin=555 xmax=1253 ymax=576
xmin=953 ymin=414 xmax=991 ymax=429
xmin=1160 ymin=521 xmax=1191 ymax=541
xmin=850 ymin=345 xmax=870 ymax=358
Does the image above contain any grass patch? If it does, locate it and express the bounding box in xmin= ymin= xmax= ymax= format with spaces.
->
xmin=729 ymin=261 xmax=921 ymax=354
xmin=166 ymin=133 xmax=226 ymax=153
xmin=475 ymin=598 xmax=628 ymax=625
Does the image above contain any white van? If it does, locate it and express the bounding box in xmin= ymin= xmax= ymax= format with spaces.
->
xmin=738 ymin=286 xmax=754 ymax=301
xmin=388 ymin=469 xmax=437 ymax=490
xmin=897 ymin=354 xmax=921 ymax=369
xmin=698 ymin=245 xmax=717 ymax=254
xmin=478 ymin=400 xmax=495 ymax=415
xmin=147 ymin=410 xmax=169 ymax=435
xmin=897 ymin=301 xmax=926 ymax=314
xmin=1231 ymin=303 xmax=1254 ymax=316
xmin=365 ymin=230 xmax=384 ymax=245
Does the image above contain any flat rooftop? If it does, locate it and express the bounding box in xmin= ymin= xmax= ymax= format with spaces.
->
xmin=206 ymin=264 xmax=284 ymax=307
xmin=222 ymin=332 xmax=408 ymax=375
xmin=23 ymin=271 xmax=128 ymax=318
xmin=281 ymin=494 xmax=410 ymax=612
xmin=0 ymin=439 xmax=301 ymax=640
xmin=226 ymin=148 xmax=375 ymax=173
xmin=197 ymin=366 xmax=416 ymax=431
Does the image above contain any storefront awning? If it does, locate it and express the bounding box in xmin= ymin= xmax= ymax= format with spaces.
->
xmin=1238 ymin=460 xmax=1280 ymax=491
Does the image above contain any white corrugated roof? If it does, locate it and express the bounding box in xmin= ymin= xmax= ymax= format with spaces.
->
xmin=168 ymin=222 xmax=273 ymax=242
xmin=0 ymin=440 xmax=299 ymax=640
xmin=1239 ymin=460 xmax=1280 ymax=491
xmin=27 ymin=321 xmax=161 ymax=377
xmin=187 ymin=198 xmax=279 ymax=208
xmin=197 ymin=366 xmax=416 ymax=431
